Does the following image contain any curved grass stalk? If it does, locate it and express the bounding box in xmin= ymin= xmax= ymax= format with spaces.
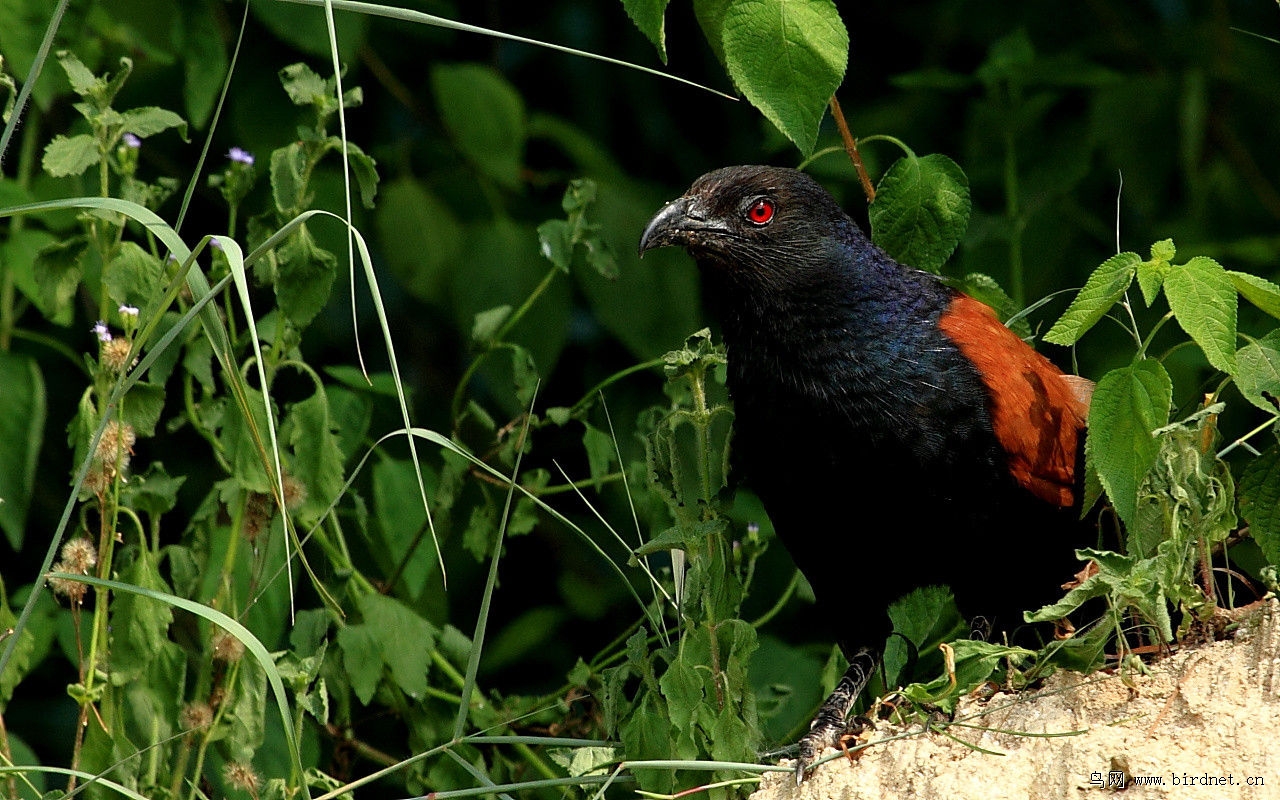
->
xmin=278 ymin=0 xmax=734 ymax=100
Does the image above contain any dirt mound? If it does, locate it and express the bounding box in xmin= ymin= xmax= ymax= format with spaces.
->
xmin=754 ymin=600 xmax=1280 ymax=800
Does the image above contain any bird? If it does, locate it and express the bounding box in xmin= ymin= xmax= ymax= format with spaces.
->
xmin=638 ymin=165 xmax=1094 ymax=779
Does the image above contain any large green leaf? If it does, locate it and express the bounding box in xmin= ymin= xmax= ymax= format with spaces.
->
xmin=869 ymin=153 xmax=971 ymax=273
xmin=432 ymin=63 xmax=526 ymax=189
xmin=1235 ymin=330 xmax=1280 ymax=414
xmin=1239 ymin=447 xmax=1280 ymax=569
xmin=622 ymin=0 xmax=671 ymax=62
xmin=721 ymin=0 xmax=848 ymax=155
xmin=1165 ymin=255 xmax=1238 ymax=376
xmin=0 ymin=354 xmax=44 ymax=551
xmin=1044 ymin=251 xmax=1140 ymax=345
xmin=1086 ymin=359 xmax=1172 ymax=530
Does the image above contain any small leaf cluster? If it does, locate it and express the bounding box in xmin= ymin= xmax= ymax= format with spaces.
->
xmin=1027 ymin=239 xmax=1280 ymax=660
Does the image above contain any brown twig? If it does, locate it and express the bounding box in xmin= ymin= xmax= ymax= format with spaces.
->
xmin=829 ymin=96 xmax=876 ymax=203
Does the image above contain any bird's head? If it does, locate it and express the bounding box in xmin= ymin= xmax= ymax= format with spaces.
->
xmin=638 ymin=165 xmax=860 ymax=287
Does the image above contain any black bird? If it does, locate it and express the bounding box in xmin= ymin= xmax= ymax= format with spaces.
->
xmin=638 ymin=165 xmax=1093 ymax=777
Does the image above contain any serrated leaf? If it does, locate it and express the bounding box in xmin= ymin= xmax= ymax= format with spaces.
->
xmin=721 ymin=0 xmax=848 ymax=156
xmin=1239 ymin=447 xmax=1280 ymax=568
xmin=356 ymin=593 xmax=437 ymax=700
xmin=343 ymin=141 xmax=379 ymax=208
xmin=1137 ymin=238 xmax=1175 ymax=306
xmin=1230 ymin=270 xmax=1280 ymax=321
xmin=120 ymin=106 xmax=188 ymax=140
xmin=622 ymin=0 xmax=671 ymax=62
xmin=1165 ymin=256 xmax=1238 ymax=376
xmin=692 ymin=0 xmax=733 ymax=65
xmin=275 ymin=223 xmax=337 ymax=329
xmin=537 ymin=219 xmax=573 ymax=273
xmin=279 ymin=62 xmax=328 ymax=106
xmin=947 ymin=273 xmax=1029 ymax=338
xmin=1235 ymin=330 xmax=1280 ymax=414
xmin=42 ymin=134 xmax=100 ymax=177
xmin=471 ymin=305 xmax=513 ymax=346
xmin=337 ymin=624 xmax=382 ymax=705
xmin=31 ymin=235 xmax=88 ymax=325
xmin=285 ymin=393 xmax=345 ymax=525
xmin=1086 ymin=360 xmax=1172 ymax=530
xmin=1043 ymin=251 xmax=1139 ymax=345
xmin=870 ymin=153 xmax=971 ymax=273
xmin=432 ymin=63 xmax=525 ymax=188
xmin=270 ymin=142 xmax=309 ymax=214
xmin=57 ymin=50 xmax=99 ymax=97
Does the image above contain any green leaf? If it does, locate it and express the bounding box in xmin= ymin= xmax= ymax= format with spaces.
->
xmin=275 ymin=223 xmax=337 ymax=329
xmin=104 ymin=241 xmax=163 ymax=314
xmin=537 ymin=219 xmax=573 ymax=273
xmin=110 ymin=547 xmax=174 ymax=682
xmin=1136 ymin=238 xmax=1175 ymax=306
xmin=374 ymin=177 xmax=461 ymax=306
xmin=337 ymin=624 xmax=382 ymax=705
xmin=372 ymin=458 xmax=437 ymax=598
xmin=1165 ymin=255 xmax=1238 ymax=376
xmin=279 ymin=62 xmax=329 ymax=106
xmin=343 ymin=141 xmax=379 ymax=208
xmin=721 ymin=0 xmax=848 ymax=156
xmin=121 ymin=382 xmax=166 ymax=438
xmin=42 ymin=134 xmax=100 ymax=177
xmin=120 ymin=106 xmax=188 ymax=140
xmin=270 ymin=142 xmax=310 ymax=214
xmin=1235 ymin=330 xmax=1280 ymax=414
xmin=1086 ymin=360 xmax=1172 ymax=530
xmin=0 ymin=354 xmax=44 ymax=550
xmin=1043 ymin=252 xmax=1140 ymax=345
xmin=883 ymin=586 xmax=966 ymax=688
xmin=181 ymin=0 xmax=228 ymax=128
xmin=356 ymin=593 xmax=438 ymax=700
xmin=57 ymin=50 xmax=100 ymax=97
xmin=1239 ymin=447 xmax=1280 ymax=568
xmin=31 ymin=235 xmax=88 ymax=325
xmin=284 ymin=392 xmax=345 ymax=525
xmin=471 ymin=305 xmax=513 ymax=346
xmin=432 ymin=63 xmax=526 ymax=188
xmin=622 ymin=0 xmax=671 ymax=62
xmin=869 ymin=153 xmax=971 ymax=273
xmin=582 ymin=423 xmax=617 ymax=488
xmin=1230 ymin=270 xmax=1280 ymax=321
xmin=692 ymin=0 xmax=733 ymax=65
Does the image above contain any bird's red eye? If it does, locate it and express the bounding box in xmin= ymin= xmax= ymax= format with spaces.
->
xmin=746 ymin=198 xmax=775 ymax=226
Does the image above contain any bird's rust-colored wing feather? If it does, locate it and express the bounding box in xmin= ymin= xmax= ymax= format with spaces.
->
xmin=938 ymin=294 xmax=1091 ymax=508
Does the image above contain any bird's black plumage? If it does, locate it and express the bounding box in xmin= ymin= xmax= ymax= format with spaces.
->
xmin=639 ymin=165 xmax=1092 ymax=774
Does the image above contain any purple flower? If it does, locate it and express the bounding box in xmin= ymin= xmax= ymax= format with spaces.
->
xmin=227 ymin=147 xmax=255 ymax=166
xmin=122 ymin=133 xmax=142 ymax=148
xmin=118 ymin=304 xmax=139 ymax=318
xmin=92 ymin=321 xmax=112 ymax=343
xmin=210 ymin=237 xmax=222 ymax=250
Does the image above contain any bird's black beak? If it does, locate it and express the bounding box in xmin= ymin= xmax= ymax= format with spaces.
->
xmin=638 ymin=195 xmax=730 ymax=256
xmin=638 ymin=197 xmax=692 ymax=256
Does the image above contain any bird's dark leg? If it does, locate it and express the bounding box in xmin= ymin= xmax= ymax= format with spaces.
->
xmin=795 ymin=648 xmax=879 ymax=784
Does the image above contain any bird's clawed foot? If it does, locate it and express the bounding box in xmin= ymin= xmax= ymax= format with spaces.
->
xmin=792 ymin=650 xmax=878 ymax=784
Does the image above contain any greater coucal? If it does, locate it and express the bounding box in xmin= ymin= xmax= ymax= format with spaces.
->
xmin=638 ymin=165 xmax=1093 ymax=778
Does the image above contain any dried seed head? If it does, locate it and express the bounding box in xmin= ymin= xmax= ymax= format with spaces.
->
xmin=212 ymin=629 xmax=246 ymax=663
xmin=95 ymin=420 xmax=137 ymax=475
xmin=223 ymin=761 xmax=261 ymax=795
xmin=60 ymin=538 xmax=97 ymax=574
xmin=47 ymin=567 xmax=87 ymax=603
xmin=181 ymin=702 xmax=214 ymax=731
xmin=101 ymin=337 xmax=134 ymax=373
xmin=281 ymin=472 xmax=308 ymax=512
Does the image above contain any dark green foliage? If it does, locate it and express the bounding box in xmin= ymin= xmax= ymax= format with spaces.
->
xmin=0 ymin=2 xmax=1277 ymax=799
